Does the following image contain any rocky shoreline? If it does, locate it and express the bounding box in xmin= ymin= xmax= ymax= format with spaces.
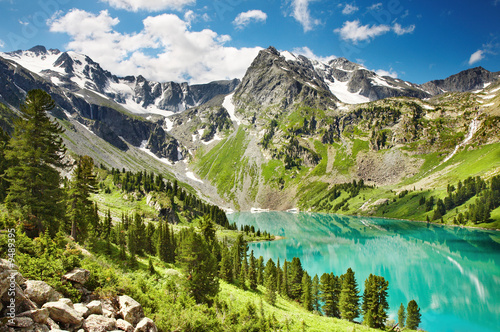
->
xmin=0 ymin=259 xmax=157 ymax=332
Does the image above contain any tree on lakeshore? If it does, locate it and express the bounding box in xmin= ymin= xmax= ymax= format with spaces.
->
xmin=406 ymin=300 xmax=421 ymax=330
xmin=339 ymin=268 xmax=360 ymax=322
xmin=361 ymin=274 xmax=389 ymax=329
xmin=398 ymin=303 xmax=406 ymax=329
xmin=289 ymin=257 xmax=304 ymax=300
xmin=248 ymin=250 xmax=257 ymax=290
xmin=301 ymin=271 xmax=313 ymax=311
xmin=311 ymin=274 xmax=320 ymax=312
xmin=320 ymin=272 xmax=341 ymax=318
xmin=5 ymin=89 xmax=67 ymax=236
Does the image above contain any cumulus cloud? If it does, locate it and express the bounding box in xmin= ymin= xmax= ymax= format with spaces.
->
xmin=290 ymin=0 xmax=321 ymax=32
xmin=342 ymin=4 xmax=359 ymax=15
xmin=233 ymin=10 xmax=267 ymax=29
xmin=393 ymin=23 xmax=415 ymax=35
xmin=100 ymin=0 xmax=195 ymax=12
xmin=335 ymin=20 xmax=390 ymax=43
xmin=292 ymin=46 xmax=336 ymax=63
xmin=375 ymin=68 xmax=398 ymax=78
xmin=469 ymin=50 xmax=484 ymax=65
xmin=49 ymin=9 xmax=262 ymax=84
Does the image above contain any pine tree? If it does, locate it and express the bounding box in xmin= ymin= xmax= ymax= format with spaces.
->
xmin=103 ymin=208 xmax=112 ymax=253
xmin=219 ymin=244 xmax=233 ymax=283
xmin=289 ymin=257 xmax=304 ymax=300
xmin=68 ymin=155 xmax=98 ymax=243
xmin=5 ymin=89 xmax=67 ymax=236
xmin=248 ymin=250 xmax=257 ymax=290
xmin=0 ymin=128 xmax=11 ymax=202
xmin=320 ymin=273 xmax=340 ymax=317
xmin=339 ymin=268 xmax=360 ymax=322
xmin=398 ymin=303 xmax=405 ymax=329
xmin=177 ymin=228 xmax=219 ymax=304
xmin=281 ymin=259 xmax=289 ymax=297
xmin=301 ymin=271 xmax=313 ymax=311
xmin=362 ymin=274 xmax=389 ymax=328
xmin=276 ymin=258 xmax=282 ymax=295
xmin=311 ymin=274 xmax=320 ymax=312
xmin=406 ymin=300 xmax=421 ymax=330
xmin=264 ymin=258 xmax=277 ymax=305
xmin=239 ymin=256 xmax=248 ymax=289
xmin=133 ymin=212 xmax=146 ymax=255
xmin=257 ymin=256 xmax=265 ymax=285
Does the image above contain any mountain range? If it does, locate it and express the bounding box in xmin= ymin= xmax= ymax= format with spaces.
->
xmin=1 ymin=45 xmax=499 ymax=212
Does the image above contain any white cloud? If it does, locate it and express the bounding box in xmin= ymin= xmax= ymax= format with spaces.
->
xmin=342 ymin=4 xmax=359 ymax=15
xmin=375 ymin=68 xmax=398 ymax=78
xmin=49 ymin=9 xmax=262 ymax=84
xmin=393 ymin=23 xmax=415 ymax=35
xmin=0 ymin=39 xmax=4 ymax=48
xmin=233 ymin=10 xmax=267 ymax=29
xmin=367 ymin=3 xmax=382 ymax=11
xmin=335 ymin=20 xmax=390 ymax=43
xmin=292 ymin=46 xmax=336 ymax=63
xmin=19 ymin=20 xmax=29 ymax=26
xmin=469 ymin=50 xmax=484 ymax=65
xmin=183 ymin=10 xmax=196 ymax=25
xmin=290 ymin=0 xmax=321 ymax=32
xmin=100 ymin=0 xmax=195 ymax=12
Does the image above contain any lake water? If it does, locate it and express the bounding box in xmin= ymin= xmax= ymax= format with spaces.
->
xmin=228 ymin=212 xmax=500 ymax=332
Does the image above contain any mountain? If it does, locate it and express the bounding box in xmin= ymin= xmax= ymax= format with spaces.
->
xmin=1 ymin=46 xmax=239 ymax=116
xmin=1 ymin=45 xmax=499 ymax=215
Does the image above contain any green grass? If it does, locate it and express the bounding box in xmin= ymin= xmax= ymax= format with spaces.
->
xmin=219 ymin=282 xmax=381 ymax=332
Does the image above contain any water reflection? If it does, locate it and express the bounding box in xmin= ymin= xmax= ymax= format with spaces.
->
xmin=229 ymin=212 xmax=500 ymax=332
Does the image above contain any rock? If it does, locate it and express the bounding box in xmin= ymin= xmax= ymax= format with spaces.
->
xmin=116 ymin=319 xmax=134 ymax=332
xmin=6 ymin=317 xmax=34 ymax=328
xmin=24 ymin=280 xmax=62 ymax=306
xmin=118 ymin=295 xmax=144 ymax=326
xmin=0 ymin=258 xmax=18 ymax=270
xmin=42 ymin=301 xmax=84 ymax=326
xmin=134 ymin=318 xmax=157 ymax=332
xmin=86 ymin=300 xmax=102 ymax=315
xmin=103 ymin=308 xmax=114 ymax=318
xmin=18 ymin=308 xmax=49 ymax=324
xmin=1 ymin=283 xmax=38 ymax=313
xmin=62 ymin=268 xmax=90 ymax=285
xmin=46 ymin=317 xmax=60 ymax=330
xmin=32 ymin=323 xmax=50 ymax=332
xmin=74 ymin=303 xmax=90 ymax=318
xmin=83 ymin=314 xmax=116 ymax=332
xmin=49 ymin=329 xmax=69 ymax=332
xmin=58 ymin=298 xmax=74 ymax=308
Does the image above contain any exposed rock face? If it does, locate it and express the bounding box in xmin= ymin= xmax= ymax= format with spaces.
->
xmin=23 ymin=281 xmax=63 ymax=307
xmin=421 ymin=67 xmax=500 ymax=95
xmin=145 ymin=125 xmax=181 ymax=161
xmin=118 ymin=295 xmax=144 ymax=326
xmin=62 ymin=268 xmax=90 ymax=285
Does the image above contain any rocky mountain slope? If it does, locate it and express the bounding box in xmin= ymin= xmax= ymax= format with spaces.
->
xmin=1 ymin=45 xmax=499 ymax=212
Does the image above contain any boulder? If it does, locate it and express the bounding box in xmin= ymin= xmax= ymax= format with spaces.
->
xmin=83 ymin=314 xmax=117 ymax=332
xmin=6 ymin=317 xmax=34 ymax=328
xmin=46 ymin=317 xmax=61 ymax=330
xmin=116 ymin=319 xmax=134 ymax=332
xmin=74 ymin=303 xmax=90 ymax=318
xmin=58 ymin=298 xmax=74 ymax=308
xmin=63 ymin=268 xmax=90 ymax=285
xmin=118 ymin=295 xmax=144 ymax=326
xmin=103 ymin=308 xmax=115 ymax=318
xmin=1 ymin=283 xmax=37 ymax=313
xmin=0 ymin=258 xmax=18 ymax=271
xmin=134 ymin=318 xmax=157 ymax=332
xmin=24 ymin=280 xmax=62 ymax=306
xmin=18 ymin=308 xmax=49 ymax=324
xmin=42 ymin=301 xmax=84 ymax=326
xmin=86 ymin=300 xmax=102 ymax=315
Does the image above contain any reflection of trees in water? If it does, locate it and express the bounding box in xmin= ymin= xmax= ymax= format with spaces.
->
xmin=229 ymin=212 xmax=500 ymax=332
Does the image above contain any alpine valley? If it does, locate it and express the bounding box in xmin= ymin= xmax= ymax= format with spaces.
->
xmin=1 ymin=45 xmax=500 ymax=228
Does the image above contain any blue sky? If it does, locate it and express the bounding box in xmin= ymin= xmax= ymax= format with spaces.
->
xmin=0 ymin=0 xmax=499 ymax=84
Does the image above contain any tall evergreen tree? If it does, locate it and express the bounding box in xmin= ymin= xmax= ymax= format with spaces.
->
xmin=406 ymin=300 xmax=421 ymax=330
xmin=289 ymin=257 xmax=304 ymax=300
xmin=339 ymin=268 xmax=360 ymax=322
xmin=257 ymin=256 xmax=265 ymax=286
xmin=0 ymin=127 xmax=10 ymax=201
xmin=311 ymin=274 xmax=320 ymax=312
xmin=398 ymin=303 xmax=406 ymax=329
xmin=301 ymin=271 xmax=313 ymax=311
xmin=281 ymin=259 xmax=289 ymax=297
xmin=219 ymin=244 xmax=233 ymax=283
xmin=177 ymin=228 xmax=219 ymax=304
xmin=5 ymin=89 xmax=67 ymax=236
xmin=133 ymin=212 xmax=146 ymax=255
xmin=362 ymin=274 xmax=389 ymax=329
xmin=320 ymin=273 xmax=341 ymax=317
xmin=264 ymin=258 xmax=277 ymax=305
xmin=68 ymin=155 xmax=98 ymax=243
xmin=248 ymin=250 xmax=257 ymax=290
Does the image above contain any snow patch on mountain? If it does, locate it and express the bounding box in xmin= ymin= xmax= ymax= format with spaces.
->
xmin=327 ymin=79 xmax=370 ymax=104
xmin=222 ymin=93 xmax=241 ymax=125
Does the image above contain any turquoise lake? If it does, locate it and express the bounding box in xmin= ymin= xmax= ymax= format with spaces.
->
xmin=228 ymin=212 xmax=500 ymax=332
